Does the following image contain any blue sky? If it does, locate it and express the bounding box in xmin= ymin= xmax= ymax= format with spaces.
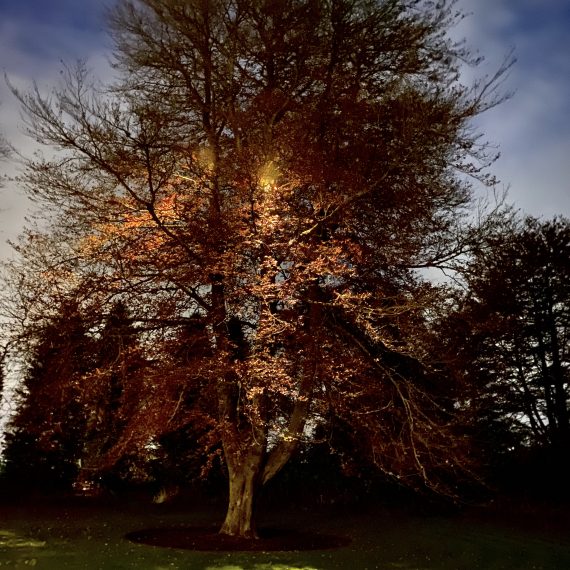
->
xmin=0 ymin=0 xmax=569 ymax=259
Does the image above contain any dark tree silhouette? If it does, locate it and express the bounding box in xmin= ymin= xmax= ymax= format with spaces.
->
xmin=448 ymin=217 xmax=570 ymax=489
xmin=2 ymin=301 xmax=96 ymax=488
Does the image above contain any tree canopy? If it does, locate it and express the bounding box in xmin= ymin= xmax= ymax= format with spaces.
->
xmin=2 ymin=0 xmax=512 ymax=537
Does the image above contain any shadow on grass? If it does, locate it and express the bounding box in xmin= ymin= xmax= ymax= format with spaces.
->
xmin=126 ymin=525 xmax=352 ymax=551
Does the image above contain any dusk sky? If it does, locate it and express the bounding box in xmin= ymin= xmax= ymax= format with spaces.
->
xmin=0 ymin=0 xmax=569 ymax=260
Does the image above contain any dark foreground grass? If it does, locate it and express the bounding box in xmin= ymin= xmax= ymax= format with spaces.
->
xmin=1 ymin=497 xmax=570 ymax=569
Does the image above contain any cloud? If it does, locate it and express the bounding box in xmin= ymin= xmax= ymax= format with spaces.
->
xmin=494 ymin=135 xmax=570 ymax=218
xmin=454 ymin=0 xmax=570 ymax=219
xmin=0 ymin=0 xmax=114 ymax=254
xmin=0 ymin=0 xmax=110 ymax=70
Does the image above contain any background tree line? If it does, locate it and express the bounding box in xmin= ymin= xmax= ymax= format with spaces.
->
xmin=444 ymin=216 xmax=570 ymax=498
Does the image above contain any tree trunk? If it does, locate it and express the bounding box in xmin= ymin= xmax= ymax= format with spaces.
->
xmin=220 ymin=452 xmax=263 ymax=539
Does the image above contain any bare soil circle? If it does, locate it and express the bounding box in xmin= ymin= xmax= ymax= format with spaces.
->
xmin=125 ymin=525 xmax=352 ymax=551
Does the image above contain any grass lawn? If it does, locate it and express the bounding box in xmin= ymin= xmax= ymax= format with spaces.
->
xmin=1 ymin=497 xmax=569 ymax=569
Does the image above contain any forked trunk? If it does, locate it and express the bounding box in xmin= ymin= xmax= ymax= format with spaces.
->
xmin=220 ymin=456 xmax=262 ymax=539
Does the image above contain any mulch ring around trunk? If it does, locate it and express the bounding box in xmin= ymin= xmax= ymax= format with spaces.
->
xmin=125 ymin=525 xmax=352 ymax=551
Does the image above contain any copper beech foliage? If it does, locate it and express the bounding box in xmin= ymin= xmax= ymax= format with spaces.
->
xmin=2 ymin=0 xmax=512 ymax=535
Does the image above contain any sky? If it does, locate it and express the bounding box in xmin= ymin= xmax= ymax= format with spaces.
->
xmin=0 ymin=0 xmax=569 ymax=260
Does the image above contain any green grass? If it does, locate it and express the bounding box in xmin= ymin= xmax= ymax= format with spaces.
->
xmin=1 ymin=499 xmax=569 ymax=569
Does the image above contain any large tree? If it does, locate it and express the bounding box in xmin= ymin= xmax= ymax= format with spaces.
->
xmin=5 ymin=0 xmax=510 ymax=537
